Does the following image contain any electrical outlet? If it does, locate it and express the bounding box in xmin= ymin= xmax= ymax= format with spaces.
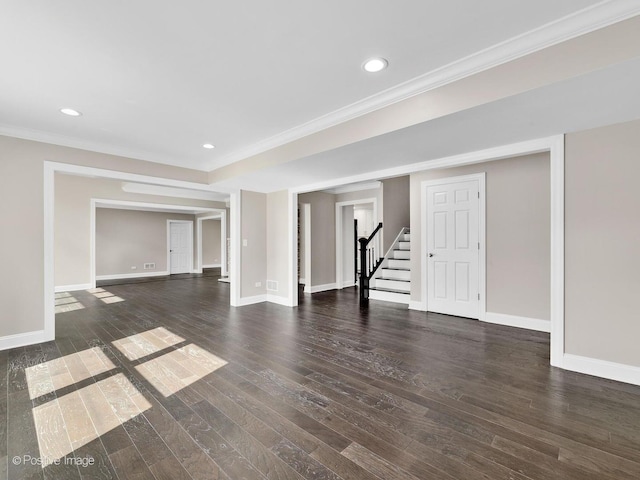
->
xmin=255 ymin=281 xmax=261 ymax=287
xmin=243 ymin=239 xmax=248 ymax=247
xmin=131 ymin=266 xmax=137 ymax=270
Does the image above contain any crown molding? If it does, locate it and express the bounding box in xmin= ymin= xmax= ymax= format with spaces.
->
xmin=208 ymin=0 xmax=640 ymax=170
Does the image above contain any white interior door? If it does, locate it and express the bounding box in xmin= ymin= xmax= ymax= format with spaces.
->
xmin=170 ymin=222 xmax=191 ymax=274
xmin=427 ymin=179 xmax=479 ymax=319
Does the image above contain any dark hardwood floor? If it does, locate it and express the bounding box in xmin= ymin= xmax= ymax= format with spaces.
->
xmin=3 ymin=275 xmax=640 ymax=479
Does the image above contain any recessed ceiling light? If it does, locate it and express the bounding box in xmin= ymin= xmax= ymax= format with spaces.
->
xmin=363 ymin=57 xmax=388 ymax=73
xmin=202 ymin=143 xmax=215 ymax=149
xmin=60 ymin=108 xmax=82 ymax=117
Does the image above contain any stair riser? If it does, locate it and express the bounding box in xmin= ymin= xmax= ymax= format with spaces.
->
xmin=369 ymin=290 xmax=410 ymax=305
xmin=381 ymin=269 xmax=410 ymax=281
xmin=398 ymin=241 xmax=410 ymax=250
xmin=374 ymin=279 xmax=411 ymax=292
xmin=388 ymin=259 xmax=410 ymax=269
xmin=403 ymin=234 xmax=411 ymax=241
xmin=393 ymin=250 xmax=410 ymax=260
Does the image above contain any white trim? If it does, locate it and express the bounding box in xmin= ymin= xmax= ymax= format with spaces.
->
xmin=167 ymin=220 xmax=194 ymax=275
xmin=44 ymin=161 xmax=219 ymax=191
xmin=335 ymin=198 xmax=378 ymax=290
xmin=563 ymin=354 xmax=640 ymax=387
xmin=235 ymin=294 xmax=267 ymax=306
xmin=43 ymin=162 xmax=55 ymax=342
xmin=421 ymin=173 xmax=486 ymax=321
xmin=483 ymin=312 xmax=551 ymax=333
xmin=408 ymin=301 xmax=426 ymax=312
xmin=322 ymin=181 xmax=381 ymax=195
xmin=121 ymin=182 xmax=229 ymax=202
xmin=549 ymin=135 xmax=565 ymax=368
xmin=302 ymin=203 xmax=311 ymax=297
xmin=230 ymin=191 xmax=241 ymax=306
xmin=288 ymin=191 xmax=299 ymax=307
xmin=267 ymin=294 xmax=295 ymax=307
xmin=55 ymin=283 xmax=92 ymax=293
xmin=303 ymin=283 xmax=338 ymax=294
xmin=208 ymin=2 xmax=640 ymax=171
xmin=96 ymin=271 xmax=169 ymax=281
xmin=0 ymin=330 xmax=49 ymax=351
xmin=196 ymin=211 xmax=227 ymax=276
xmin=299 ymin=278 xmax=306 ymax=285
xmin=341 ymin=281 xmax=356 ymax=289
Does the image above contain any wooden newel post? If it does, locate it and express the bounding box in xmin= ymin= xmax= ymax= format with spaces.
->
xmin=359 ymin=237 xmax=369 ymax=306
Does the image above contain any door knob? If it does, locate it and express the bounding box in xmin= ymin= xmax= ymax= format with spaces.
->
xmin=428 ymin=253 xmax=434 ymax=257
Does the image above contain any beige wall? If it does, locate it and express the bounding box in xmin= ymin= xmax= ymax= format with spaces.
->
xmin=241 ymin=190 xmax=267 ymax=298
xmin=298 ymin=191 xmax=336 ymax=287
xmin=202 ymin=218 xmax=222 ymax=266
xmin=410 ymin=152 xmax=550 ymax=321
xmin=96 ymin=209 xmax=195 ymax=276
xmin=382 ymin=176 xmax=410 ymax=251
xmin=0 ymin=135 xmax=210 ymax=339
xmin=565 ymin=120 xmax=640 ymax=367
xmin=266 ymin=191 xmax=290 ymax=299
xmin=55 ymin=173 xmax=225 ymax=287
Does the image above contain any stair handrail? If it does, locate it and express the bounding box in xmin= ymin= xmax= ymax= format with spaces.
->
xmin=358 ymin=222 xmax=383 ymax=306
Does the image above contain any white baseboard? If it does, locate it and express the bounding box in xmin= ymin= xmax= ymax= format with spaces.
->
xmin=267 ymin=294 xmax=295 ymax=307
xmin=562 ymin=353 xmax=640 ymax=387
xmin=0 ymin=329 xmax=51 ymax=351
xmin=55 ymin=283 xmax=92 ymax=293
xmin=235 ymin=294 xmax=267 ymax=306
xmin=408 ymin=301 xmax=427 ymax=311
xmin=202 ymin=264 xmax=221 ymax=268
xmin=303 ymin=283 xmax=338 ymax=294
xmin=218 ymin=277 xmax=230 ymax=283
xmin=340 ymin=281 xmax=356 ymax=289
xmin=96 ymin=271 xmax=169 ymax=281
xmin=299 ymin=278 xmax=306 ymax=285
xmin=483 ymin=312 xmax=551 ymax=333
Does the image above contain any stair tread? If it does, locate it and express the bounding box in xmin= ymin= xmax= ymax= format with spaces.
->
xmin=378 ymin=278 xmax=410 ymax=283
xmin=370 ymin=287 xmax=410 ymax=295
xmin=382 ymin=268 xmax=411 ymax=271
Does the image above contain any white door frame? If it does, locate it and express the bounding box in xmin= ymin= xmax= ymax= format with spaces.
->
xmin=301 ymin=203 xmax=312 ymax=292
xmin=421 ymin=173 xmax=486 ymax=321
xmin=335 ymin=198 xmax=378 ymax=289
xmin=167 ymin=220 xmax=194 ymax=274
xmin=196 ymin=211 xmax=228 ymax=276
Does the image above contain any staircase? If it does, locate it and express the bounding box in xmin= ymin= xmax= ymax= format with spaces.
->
xmin=369 ymin=228 xmax=411 ymax=305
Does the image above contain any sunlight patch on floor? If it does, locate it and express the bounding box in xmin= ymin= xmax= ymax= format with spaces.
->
xmin=54 ymin=294 xmax=85 ymax=314
xmin=134 ymin=343 xmax=227 ymax=397
xmin=25 ymin=346 xmax=116 ymax=400
xmin=112 ymin=327 xmax=185 ymax=361
xmin=31 ymin=373 xmax=150 ymax=465
xmin=88 ymin=288 xmax=125 ymax=304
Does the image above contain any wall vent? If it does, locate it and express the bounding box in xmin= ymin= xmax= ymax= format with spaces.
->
xmin=266 ymin=280 xmax=278 ymax=292
xmin=143 ymin=263 xmax=156 ymax=270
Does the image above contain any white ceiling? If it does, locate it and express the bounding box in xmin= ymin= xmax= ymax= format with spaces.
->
xmin=0 ymin=0 xmax=610 ymax=173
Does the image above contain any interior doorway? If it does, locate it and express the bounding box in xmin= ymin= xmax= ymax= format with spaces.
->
xmin=335 ymin=198 xmax=377 ymax=289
